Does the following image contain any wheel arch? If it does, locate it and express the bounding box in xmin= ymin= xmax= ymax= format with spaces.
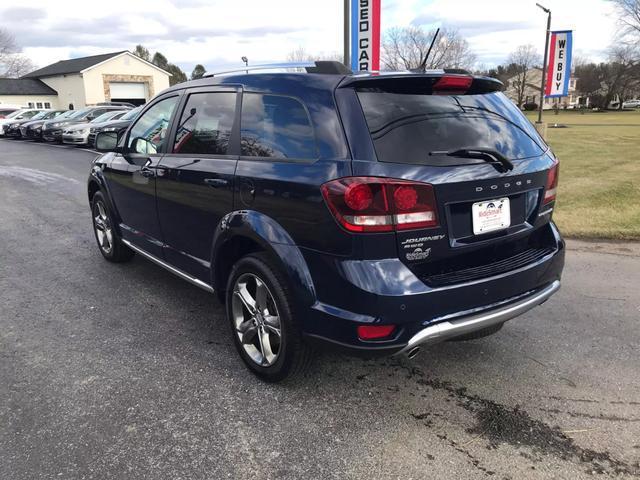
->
xmin=211 ymin=210 xmax=316 ymax=307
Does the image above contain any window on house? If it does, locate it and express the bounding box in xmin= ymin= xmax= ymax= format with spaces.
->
xmin=44 ymin=102 xmax=51 ymax=109
xmin=36 ymin=102 xmax=43 ymax=109
xmin=28 ymin=102 xmax=35 ymax=108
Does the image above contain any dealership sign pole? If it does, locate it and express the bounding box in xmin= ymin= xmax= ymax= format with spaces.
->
xmin=545 ymin=31 xmax=573 ymax=98
xmin=536 ymin=3 xmax=551 ymax=127
xmin=349 ymin=0 xmax=381 ymax=72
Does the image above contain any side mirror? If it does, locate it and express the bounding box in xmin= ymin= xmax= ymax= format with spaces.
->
xmin=95 ymin=131 xmax=120 ymax=152
xmin=131 ymin=136 xmax=158 ymax=155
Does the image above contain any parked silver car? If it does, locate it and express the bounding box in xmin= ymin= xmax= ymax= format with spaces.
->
xmin=62 ymin=110 xmax=128 ymax=145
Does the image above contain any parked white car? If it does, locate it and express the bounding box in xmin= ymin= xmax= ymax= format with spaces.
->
xmin=622 ymin=99 xmax=640 ymax=109
xmin=0 ymin=109 xmax=43 ymax=135
xmin=62 ymin=110 xmax=128 ymax=145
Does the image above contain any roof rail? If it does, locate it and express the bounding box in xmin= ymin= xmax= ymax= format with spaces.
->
xmin=204 ymin=61 xmax=353 ymax=77
xmin=204 ymin=62 xmax=314 ymax=77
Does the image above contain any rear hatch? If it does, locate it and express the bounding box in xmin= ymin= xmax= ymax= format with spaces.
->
xmin=337 ymin=73 xmax=560 ymax=287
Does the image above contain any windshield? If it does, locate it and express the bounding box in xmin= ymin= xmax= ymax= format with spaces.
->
xmin=53 ymin=110 xmax=74 ymax=120
xmin=357 ymin=90 xmax=546 ymax=165
xmin=121 ymin=106 xmax=142 ymax=120
xmin=66 ymin=108 xmax=93 ymax=120
xmin=5 ymin=110 xmax=25 ymax=119
xmin=91 ymin=111 xmax=123 ymax=123
xmin=31 ymin=111 xmax=54 ymax=120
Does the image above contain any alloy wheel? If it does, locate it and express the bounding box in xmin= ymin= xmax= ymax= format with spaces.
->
xmin=93 ymin=201 xmax=113 ymax=254
xmin=231 ymin=273 xmax=282 ymax=367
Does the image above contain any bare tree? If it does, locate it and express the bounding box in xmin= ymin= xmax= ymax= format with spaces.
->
xmin=0 ymin=28 xmax=35 ymax=77
xmin=286 ymin=46 xmax=342 ymax=63
xmin=507 ymin=44 xmax=541 ymax=108
xmin=382 ymin=26 xmax=476 ymax=71
xmin=610 ymin=0 xmax=640 ymax=39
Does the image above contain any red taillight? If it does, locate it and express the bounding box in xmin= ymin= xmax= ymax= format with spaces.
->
xmin=543 ymin=160 xmax=559 ymax=204
xmin=357 ymin=324 xmax=396 ymax=340
xmin=321 ymin=177 xmax=439 ymax=233
xmin=433 ymin=75 xmax=473 ymax=94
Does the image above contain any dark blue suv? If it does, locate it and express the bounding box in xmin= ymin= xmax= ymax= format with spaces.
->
xmin=89 ymin=62 xmax=564 ymax=381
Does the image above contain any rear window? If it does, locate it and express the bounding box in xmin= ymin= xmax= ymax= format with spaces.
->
xmin=357 ymin=90 xmax=546 ymax=165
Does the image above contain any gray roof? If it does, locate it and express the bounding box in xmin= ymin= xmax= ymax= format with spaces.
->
xmin=0 ymin=78 xmax=58 ymax=95
xmin=22 ymin=51 xmax=127 ymax=78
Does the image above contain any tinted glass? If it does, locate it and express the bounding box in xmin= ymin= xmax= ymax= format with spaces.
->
xmin=128 ymin=96 xmax=178 ymax=154
xmin=121 ymin=106 xmax=143 ymax=121
xmin=357 ymin=90 xmax=546 ymax=165
xmin=241 ymin=94 xmax=316 ymax=159
xmin=174 ymin=92 xmax=236 ymax=155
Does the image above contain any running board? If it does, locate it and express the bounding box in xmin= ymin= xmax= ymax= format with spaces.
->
xmin=121 ymin=239 xmax=214 ymax=293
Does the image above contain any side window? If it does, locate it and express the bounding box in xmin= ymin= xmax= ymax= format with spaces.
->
xmin=128 ymin=96 xmax=179 ymax=154
xmin=173 ymin=92 xmax=236 ymax=155
xmin=240 ymin=93 xmax=316 ymax=159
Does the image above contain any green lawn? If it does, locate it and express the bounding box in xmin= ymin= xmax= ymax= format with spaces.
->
xmin=524 ymin=109 xmax=640 ymax=240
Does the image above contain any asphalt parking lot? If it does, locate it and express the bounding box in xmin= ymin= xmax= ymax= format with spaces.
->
xmin=1 ymin=139 xmax=639 ymax=479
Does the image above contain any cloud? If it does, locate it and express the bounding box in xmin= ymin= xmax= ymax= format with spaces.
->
xmin=0 ymin=7 xmax=46 ymax=22
xmin=6 ymin=0 xmax=620 ymax=72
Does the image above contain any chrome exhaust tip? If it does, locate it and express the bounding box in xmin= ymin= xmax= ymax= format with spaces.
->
xmin=406 ymin=347 xmax=421 ymax=359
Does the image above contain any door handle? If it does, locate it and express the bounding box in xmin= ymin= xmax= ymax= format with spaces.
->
xmin=204 ymin=178 xmax=229 ymax=188
xmin=139 ymin=167 xmax=155 ymax=178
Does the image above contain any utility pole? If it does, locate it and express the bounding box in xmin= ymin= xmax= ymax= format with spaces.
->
xmin=536 ymin=3 xmax=551 ymax=126
xmin=343 ymin=0 xmax=350 ymax=68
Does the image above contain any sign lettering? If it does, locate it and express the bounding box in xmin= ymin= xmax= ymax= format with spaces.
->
xmin=545 ymin=31 xmax=573 ymax=98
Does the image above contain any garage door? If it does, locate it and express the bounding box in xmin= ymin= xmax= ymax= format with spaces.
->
xmin=109 ymin=82 xmax=146 ymax=100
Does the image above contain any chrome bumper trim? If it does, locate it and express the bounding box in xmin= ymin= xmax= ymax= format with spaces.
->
xmin=395 ymin=280 xmax=560 ymax=355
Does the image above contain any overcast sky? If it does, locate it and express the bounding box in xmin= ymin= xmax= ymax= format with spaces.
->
xmin=2 ymin=0 xmax=620 ymax=73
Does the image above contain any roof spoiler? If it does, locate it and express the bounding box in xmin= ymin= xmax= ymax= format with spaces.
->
xmin=338 ymin=72 xmax=504 ymax=93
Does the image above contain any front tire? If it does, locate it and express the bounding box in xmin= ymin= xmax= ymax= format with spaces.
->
xmin=91 ymin=191 xmax=134 ymax=263
xmin=226 ymin=253 xmax=312 ymax=382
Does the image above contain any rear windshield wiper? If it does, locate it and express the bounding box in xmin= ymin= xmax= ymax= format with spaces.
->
xmin=429 ymin=148 xmax=514 ymax=172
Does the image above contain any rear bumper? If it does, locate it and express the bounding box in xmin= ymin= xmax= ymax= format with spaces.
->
xmin=300 ymin=222 xmax=565 ymax=355
xmin=395 ymin=280 xmax=560 ymax=355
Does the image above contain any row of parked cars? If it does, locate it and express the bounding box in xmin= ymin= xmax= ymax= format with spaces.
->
xmin=0 ymin=103 xmax=142 ymax=147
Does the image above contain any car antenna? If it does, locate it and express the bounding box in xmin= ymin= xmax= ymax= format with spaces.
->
xmin=418 ymin=27 xmax=440 ymax=73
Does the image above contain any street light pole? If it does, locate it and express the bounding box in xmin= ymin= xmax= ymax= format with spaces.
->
xmin=343 ymin=0 xmax=350 ymax=68
xmin=536 ymin=3 xmax=551 ymax=126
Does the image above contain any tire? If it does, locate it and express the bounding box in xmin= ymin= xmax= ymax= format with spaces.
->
xmin=447 ymin=322 xmax=504 ymax=342
xmin=91 ymin=191 xmax=134 ymax=263
xmin=226 ymin=252 xmax=313 ymax=382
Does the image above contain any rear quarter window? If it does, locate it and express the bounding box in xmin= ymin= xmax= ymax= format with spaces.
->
xmin=240 ymin=93 xmax=317 ymax=160
xmin=357 ymin=90 xmax=546 ymax=165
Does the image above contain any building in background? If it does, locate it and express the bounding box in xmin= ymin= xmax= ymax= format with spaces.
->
xmin=0 ymin=51 xmax=171 ymax=109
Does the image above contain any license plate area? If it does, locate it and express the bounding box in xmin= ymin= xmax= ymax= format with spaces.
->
xmin=472 ymin=197 xmax=511 ymax=235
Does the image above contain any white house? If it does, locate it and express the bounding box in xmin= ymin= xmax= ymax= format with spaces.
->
xmin=0 ymin=51 xmax=171 ymax=109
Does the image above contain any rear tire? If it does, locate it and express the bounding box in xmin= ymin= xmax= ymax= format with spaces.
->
xmin=226 ymin=253 xmax=313 ymax=382
xmin=447 ymin=322 xmax=504 ymax=341
xmin=91 ymin=191 xmax=134 ymax=263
